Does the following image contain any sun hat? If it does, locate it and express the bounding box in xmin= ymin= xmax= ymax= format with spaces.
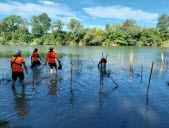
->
xmin=49 ymin=47 xmax=54 ymax=50
xmin=15 ymin=50 xmax=22 ymax=55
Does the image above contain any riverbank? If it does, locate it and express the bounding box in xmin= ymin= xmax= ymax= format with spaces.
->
xmin=1 ymin=41 xmax=169 ymax=47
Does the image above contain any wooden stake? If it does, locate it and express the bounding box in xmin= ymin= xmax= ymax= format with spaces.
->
xmin=146 ymin=61 xmax=154 ymax=97
xmin=141 ymin=65 xmax=143 ymax=83
xmin=89 ymin=56 xmax=95 ymax=65
xmin=129 ymin=50 xmax=134 ymax=71
xmin=121 ymin=55 xmax=123 ymax=68
xmin=161 ymin=52 xmax=164 ymax=64
xmin=70 ymin=54 xmax=73 ymax=87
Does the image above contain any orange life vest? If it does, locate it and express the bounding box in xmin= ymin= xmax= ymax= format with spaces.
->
xmin=46 ymin=51 xmax=59 ymax=63
xmin=11 ymin=56 xmax=25 ymax=72
xmin=31 ymin=51 xmax=39 ymax=61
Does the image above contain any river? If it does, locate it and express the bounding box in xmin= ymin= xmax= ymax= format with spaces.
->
xmin=0 ymin=45 xmax=169 ymax=128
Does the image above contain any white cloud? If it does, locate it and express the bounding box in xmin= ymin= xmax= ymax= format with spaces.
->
xmin=0 ymin=0 xmax=76 ymax=21
xmin=83 ymin=5 xmax=159 ymax=21
xmin=38 ymin=0 xmax=56 ymax=6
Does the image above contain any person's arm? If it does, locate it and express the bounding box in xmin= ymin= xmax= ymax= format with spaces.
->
xmin=31 ymin=53 xmax=33 ymax=64
xmin=31 ymin=56 xmax=32 ymax=64
xmin=38 ymin=55 xmax=41 ymax=61
xmin=55 ymin=52 xmax=60 ymax=62
xmin=22 ymin=58 xmax=28 ymax=73
xmin=45 ymin=53 xmax=48 ymax=65
xmin=23 ymin=63 xmax=28 ymax=73
xmin=10 ymin=59 xmax=12 ymax=68
xmin=37 ymin=52 xmax=41 ymax=60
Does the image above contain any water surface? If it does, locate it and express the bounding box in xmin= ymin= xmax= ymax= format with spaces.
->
xmin=0 ymin=46 xmax=169 ymax=128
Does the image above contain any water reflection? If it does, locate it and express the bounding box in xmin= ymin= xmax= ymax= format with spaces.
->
xmin=69 ymin=61 xmax=75 ymax=106
xmin=12 ymin=88 xmax=28 ymax=118
xmin=31 ymin=67 xmax=41 ymax=85
xmin=98 ymin=66 xmax=107 ymax=93
xmin=144 ymin=97 xmax=152 ymax=128
xmin=47 ymin=74 xmax=58 ymax=96
xmin=145 ymin=97 xmax=149 ymax=113
xmin=69 ymin=86 xmax=75 ymax=106
xmin=98 ymin=65 xmax=119 ymax=108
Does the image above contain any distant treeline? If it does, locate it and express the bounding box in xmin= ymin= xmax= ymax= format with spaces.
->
xmin=0 ymin=13 xmax=169 ymax=46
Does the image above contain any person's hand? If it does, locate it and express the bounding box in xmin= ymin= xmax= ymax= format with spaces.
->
xmin=58 ymin=61 xmax=61 ymax=64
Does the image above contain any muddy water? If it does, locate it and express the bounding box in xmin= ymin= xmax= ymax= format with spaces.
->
xmin=0 ymin=46 xmax=169 ymax=128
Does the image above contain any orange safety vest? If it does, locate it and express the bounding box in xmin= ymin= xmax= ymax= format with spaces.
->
xmin=46 ymin=51 xmax=59 ymax=63
xmin=11 ymin=56 xmax=25 ymax=72
xmin=31 ymin=51 xmax=39 ymax=61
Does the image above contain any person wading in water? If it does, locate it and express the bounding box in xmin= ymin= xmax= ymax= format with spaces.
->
xmin=98 ymin=58 xmax=107 ymax=68
xmin=31 ymin=48 xmax=41 ymax=68
xmin=11 ymin=50 xmax=28 ymax=89
xmin=45 ymin=47 xmax=61 ymax=74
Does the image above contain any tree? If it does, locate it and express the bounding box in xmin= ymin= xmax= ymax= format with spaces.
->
xmin=30 ymin=13 xmax=51 ymax=38
xmin=83 ymin=28 xmax=103 ymax=45
xmin=125 ymin=26 xmax=142 ymax=45
xmin=39 ymin=13 xmax=51 ymax=34
xmin=67 ymin=18 xmax=84 ymax=43
xmin=157 ymin=14 xmax=169 ymax=31
xmin=51 ymin=19 xmax=64 ymax=32
xmin=123 ymin=19 xmax=136 ymax=30
xmin=111 ymin=24 xmax=126 ymax=45
xmin=1 ymin=15 xmax=25 ymax=42
xmin=13 ymin=26 xmax=30 ymax=44
xmin=51 ymin=20 xmax=65 ymax=43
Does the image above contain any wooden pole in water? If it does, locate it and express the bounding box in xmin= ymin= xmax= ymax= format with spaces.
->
xmin=146 ymin=61 xmax=154 ymax=97
xmin=166 ymin=59 xmax=168 ymax=72
xmin=89 ymin=56 xmax=95 ymax=65
xmin=106 ymin=54 xmax=108 ymax=59
xmin=78 ymin=54 xmax=80 ymax=63
xmin=161 ymin=52 xmax=164 ymax=64
xmin=121 ymin=55 xmax=123 ymax=69
xmin=118 ymin=52 xmax=120 ymax=59
xmin=101 ymin=53 xmax=103 ymax=70
xmin=70 ymin=54 xmax=73 ymax=87
xmin=141 ymin=65 xmax=143 ymax=83
xmin=129 ymin=50 xmax=134 ymax=71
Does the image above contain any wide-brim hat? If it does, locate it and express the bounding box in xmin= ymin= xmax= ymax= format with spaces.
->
xmin=49 ymin=47 xmax=54 ymax=50
xmin=15 ymin=50 xmax=22 ymax=55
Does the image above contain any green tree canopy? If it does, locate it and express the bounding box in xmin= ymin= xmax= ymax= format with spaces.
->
xmin=157 ymin=14 xmax=169 ymax=31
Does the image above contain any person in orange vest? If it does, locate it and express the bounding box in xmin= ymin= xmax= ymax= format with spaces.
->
xmin=30 ymin=48 xmax=41 ymax=68
xmin=11 ymin=50 xmax=28 ymax=89
xmin=45 ymin=47 xmax=60 ymax=74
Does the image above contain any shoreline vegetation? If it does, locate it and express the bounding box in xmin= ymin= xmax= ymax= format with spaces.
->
xmin=1 ymin=41 xmax=169 ymax=47
xmin=0 ymin=13 xmax=169 ymax=46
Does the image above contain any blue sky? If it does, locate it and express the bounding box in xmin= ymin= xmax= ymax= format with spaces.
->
xmin=0 ymin=0 xmax=169 ymax=29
